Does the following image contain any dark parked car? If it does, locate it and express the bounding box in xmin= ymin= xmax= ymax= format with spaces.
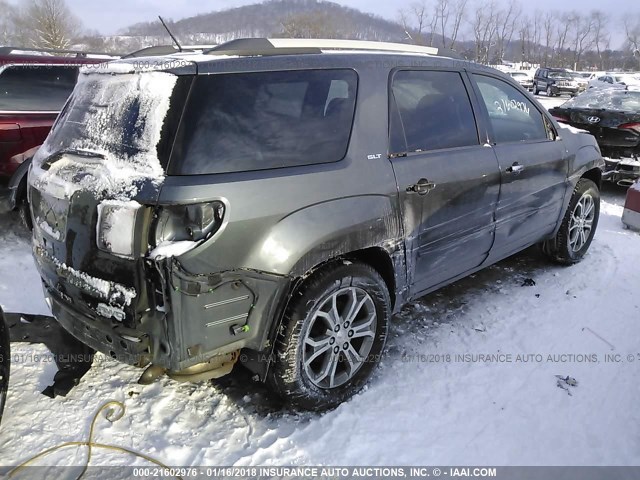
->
xmin=533 ymin=68 xmax=586 ymax=97
xmin=550 ymin=89 xmax=640 ymax=186
xmin=29 ymin=38 xmax=604 ymax=410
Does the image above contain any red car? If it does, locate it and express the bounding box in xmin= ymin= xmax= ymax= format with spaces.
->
xmin=0 ymin=47 xmax=113 ymax=180
xmin=622 ymin=181 xmax=640 ymax=230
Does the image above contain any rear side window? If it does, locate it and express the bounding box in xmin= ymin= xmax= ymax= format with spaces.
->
xmin=171 ymin=69 xmax=358 ymax=175
xmin=473 ymin=74 xmax=548 ymax=144
xmin=0 ymin=65 xmax=78 ymax=111
xmin=389 ymin=70 xmax=479 ymax=154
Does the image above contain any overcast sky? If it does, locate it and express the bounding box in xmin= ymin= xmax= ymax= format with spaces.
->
xmin=9 ymin=0 xmax=639 ymax=47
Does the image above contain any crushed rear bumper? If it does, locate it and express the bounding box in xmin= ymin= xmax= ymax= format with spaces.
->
xmin=35 ymin=241 xmax=290 ymax=373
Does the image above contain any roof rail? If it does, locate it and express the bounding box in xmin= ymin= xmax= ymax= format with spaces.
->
xmin=205 ymin=38 xmax=448 ymax=57
xmin=0 ymin=46 xmax=118 ymax=58
xmin=123 ymin=44 xmax=218 ymax=58
xmin=206 ymin=38 xmax=321 ymax=56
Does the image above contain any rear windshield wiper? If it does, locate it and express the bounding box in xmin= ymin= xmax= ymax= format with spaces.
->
xmin=57 ymin=147 xmax=105 ymax=159
xmin=40 ymin=148 xmax=105 ymax=170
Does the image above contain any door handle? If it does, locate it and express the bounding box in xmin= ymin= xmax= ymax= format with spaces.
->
xmin=506 ymin=162 xmax=525 ymax=175
xmin=407 ymin=178 xmax=436 ymax=195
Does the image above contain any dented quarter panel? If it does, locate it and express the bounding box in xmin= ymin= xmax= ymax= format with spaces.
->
xmin=152 ymin=60 xmax=405 ymax=369
xmin=553 ymin=128 xmax=605 ymax=234
xmin=159 ymin=59 xmax=401 ymax=278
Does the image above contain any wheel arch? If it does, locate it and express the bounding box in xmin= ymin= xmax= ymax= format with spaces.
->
xmin=244 ymin=245 xmax=404 ymax=382
xmin=344 ymin=247 xmax=398 ymax=310
xmin=581 ymin=167 xmax=602 ymax=189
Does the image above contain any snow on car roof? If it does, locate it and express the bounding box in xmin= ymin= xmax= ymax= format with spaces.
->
xmin=562 ymin=88 xmax=640 ymax=111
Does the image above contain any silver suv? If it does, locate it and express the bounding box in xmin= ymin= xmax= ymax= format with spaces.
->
xmin=30 ymin=39 xmax=604 ymax=410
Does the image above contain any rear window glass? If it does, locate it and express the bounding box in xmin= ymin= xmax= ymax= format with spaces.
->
xmin=42 ymin=72 xmax=186 ymax=170
xmin=0 ymin=65 xmax=78 ymax=111
xmin=170 ymin=69 xmax=358 ymax=175
xmin=563 ymin=90 xmax=640 ymax=111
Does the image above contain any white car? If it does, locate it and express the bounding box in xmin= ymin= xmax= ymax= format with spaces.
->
xmin=508 ymin=71 xmax=534 ymax=91
xmin=589 ymin=73 xmax=640 ymax=90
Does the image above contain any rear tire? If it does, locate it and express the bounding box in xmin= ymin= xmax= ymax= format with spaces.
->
xmin=18 ymin=200 xmax=33 ymax=231
xmin=268 ymin=262 xmax=390 ymax=411
xmin=533 ymin=83 xmax=539 ymax=95
xmin=542 ymin=178 xmax=600 ymax=264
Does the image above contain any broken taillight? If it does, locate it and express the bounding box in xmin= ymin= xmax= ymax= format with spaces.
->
xmin=618 ymin=122 xmax=640 ymax=134
xmin=153 ymin=201 xmax=226 ymax=249
xmin=96 ymin=200 xmax=143 ymax=258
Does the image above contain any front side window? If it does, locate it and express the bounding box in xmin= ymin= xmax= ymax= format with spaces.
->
xmin=473 ymin=74 xmax=548 ymax=144
xmin=0 ymin=65 xmax=78 ymax=111
xmin=171 ymin=69 xmax=358 ymax=175
xmin=389 ymin=70 xmax=479 ymax=154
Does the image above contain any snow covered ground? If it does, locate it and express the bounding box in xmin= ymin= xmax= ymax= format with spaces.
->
xmin=1 ymin=94 xmax=639 ymax=469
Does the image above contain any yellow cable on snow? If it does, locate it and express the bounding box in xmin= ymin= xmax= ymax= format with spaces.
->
xmin=8 ymin=400 xmax=182 ymax=480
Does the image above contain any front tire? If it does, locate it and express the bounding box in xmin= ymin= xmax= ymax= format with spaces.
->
xmin=542 ymin=178 xmax=600 ymax=264
xmin=268 ymin=262 xmax=390 ymax=411
xmin=546 ymin=85 xmax=555 ymax=97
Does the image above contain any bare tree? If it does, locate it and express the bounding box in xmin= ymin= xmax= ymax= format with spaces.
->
xmin=494 ymin=0 xmax=521 ymax=63
xmin=625 ymin=14 xmax=640 ymax=54
xmin=541 ymin=12 xmax=555 ymax=66
xmin=591 ymin=11 xmax=610 ymax=70
xmin=567 ymin=12 xmax=597 ymax=70
xmin=553 ymin=12 xmax=573 ymax=66
xmin=447 ymin=0 xmax=468 ymax=49
xmin=470 ymin=0 xmax=499 ymax=64
xmin=0 ymin=1 xmax=13 ymax=44
xmin=398 ymin=2 xmax=436 ymax=46
xmin=435 ymin=0 xmax=449 ymax=48
xmin=17 ymin=0 xmax=81 ymax=49
xmin=279 ymin=11 xmax=340 ymax=39
xmin=518 ymin=12 xmax=542 ymax=64
xmin=432 ymin=0 xmax=467 ymax=50
xmin=0 ymin=1 xmax=23 ymax=45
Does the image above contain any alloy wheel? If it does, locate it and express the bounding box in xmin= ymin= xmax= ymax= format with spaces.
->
xmin=568 ymin=193 xmax=595 ymax=252
xmin=302 ymin=286 xmax=377 ymax=389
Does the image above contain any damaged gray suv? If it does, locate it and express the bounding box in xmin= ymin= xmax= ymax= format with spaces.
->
xmin=30 ymin=38 xmax=604 ymax=410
